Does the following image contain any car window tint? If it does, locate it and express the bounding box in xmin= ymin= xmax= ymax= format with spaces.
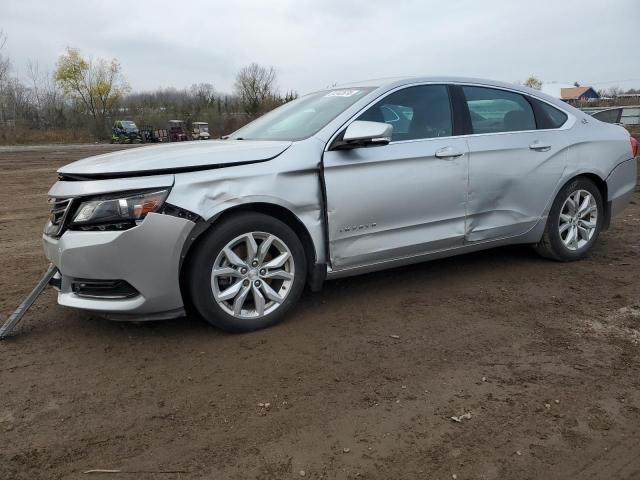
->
xmin=592 ymin=108 xmax=621 ymax=124
xmin=463 ymin=86 xmax=536 ymax=134
xmin=537 ymin=101 xmax=569 ymax=128
xmin=357 ymin=85 xmax=452 ymax=141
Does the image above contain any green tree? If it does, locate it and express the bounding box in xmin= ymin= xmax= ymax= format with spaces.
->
xmin=54 ymin=47 xmax=129 ymax=136
xmin=524 ymin=75 xmax=542 ymax=90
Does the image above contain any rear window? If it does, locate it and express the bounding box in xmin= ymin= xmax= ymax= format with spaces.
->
xmin=463 ymin=86 xmax=536 ymax=134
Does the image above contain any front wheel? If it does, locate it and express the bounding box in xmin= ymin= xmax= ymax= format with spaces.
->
xmin=186 ymin=213 xmax=307 ymax=332
xmin=534 ymin=177 xmax=603 ymax=261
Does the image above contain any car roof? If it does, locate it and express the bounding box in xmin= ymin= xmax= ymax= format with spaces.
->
xmin=331 ymin=75 xmax=584 ymax=116
xmin=335 ymin=75 xmax=528 ymax=91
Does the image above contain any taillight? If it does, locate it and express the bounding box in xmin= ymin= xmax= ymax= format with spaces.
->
xmin=631 ymin=136 xmax=638 ymax=157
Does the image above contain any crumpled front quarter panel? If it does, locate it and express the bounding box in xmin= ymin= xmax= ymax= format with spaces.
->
xmin=167 ymin=139 xmax=327 ymax=263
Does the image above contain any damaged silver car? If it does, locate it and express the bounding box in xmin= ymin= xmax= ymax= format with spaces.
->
xmin=43 ymin=77 xmax=638 ymax=332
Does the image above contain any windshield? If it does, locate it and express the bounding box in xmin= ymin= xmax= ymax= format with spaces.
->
xmin=228 ymin=87 xmax=374 ymax=141
xmin=195 ymin=124 xmax=209 ymax=132
xmin=121 ymin=121 xmax=137 ymax=130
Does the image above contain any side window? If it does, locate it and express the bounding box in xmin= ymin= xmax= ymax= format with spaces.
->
xmin=463 ymin=86 xmax=536 ymax=134
xmin=356 ymin=85 xmax=452 ymax=141
xmin=592 ymin=108 xmax=621 ymax=125
xmin=533 ymin=99 xmax=569 ymax=128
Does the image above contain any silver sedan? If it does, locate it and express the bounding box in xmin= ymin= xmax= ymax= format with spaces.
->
xmin=44 ymin=77 xmax=638 ymax=331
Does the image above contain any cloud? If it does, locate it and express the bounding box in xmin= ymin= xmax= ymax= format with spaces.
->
xmin=1 ymin=0 xmax=639 ymax=94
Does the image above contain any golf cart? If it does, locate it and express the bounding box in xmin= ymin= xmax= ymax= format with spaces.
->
xmin=111 ymin=120 xmax=141 ymax=144
xmin=192 ymin=121 xmax=211 ymax=140
xmin=139 ymin=125 xmax=168 ymax=143
xmin=168 ymin=120 xmax=189 ymax=142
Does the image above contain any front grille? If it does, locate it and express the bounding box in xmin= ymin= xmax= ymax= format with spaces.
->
xmin=45 ymin=197 xmax=73 ymax=237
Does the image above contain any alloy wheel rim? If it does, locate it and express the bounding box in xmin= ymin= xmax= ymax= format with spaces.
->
xmin=558 ymin=189 xmax=598 ymax=251
xmin=211 ymin=232 xmax=295 ymax=319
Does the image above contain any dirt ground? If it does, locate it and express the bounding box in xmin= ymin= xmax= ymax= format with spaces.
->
xmin=1 ymin=144 xmax=639 ymax=480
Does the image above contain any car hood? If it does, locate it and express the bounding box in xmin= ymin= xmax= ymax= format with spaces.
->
xmin=57 ymin=140 xmax=292 ymax=179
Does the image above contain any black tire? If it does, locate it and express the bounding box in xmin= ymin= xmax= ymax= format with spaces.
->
xmin=534 ymin=177 xmax=604 ymax=261
xmin=186 ymin=212 xmax=307 ymax=332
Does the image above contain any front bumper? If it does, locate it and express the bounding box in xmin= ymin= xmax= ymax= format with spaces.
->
xmin=42 ymin=212 xmax=195 ymax=320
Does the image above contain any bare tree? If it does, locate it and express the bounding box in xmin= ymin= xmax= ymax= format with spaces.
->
xmin=190 ymin=83 xmax=216 ymax=108
xmin=0 ymin=31 xmax=37 ymax=129
xmin=234 ymin=63 xmax=278 ymax=117
xmin=27 ymin=60 xmax=65 ymax=128
xmin=0 ymin=29 xmax=11 ymax=124
xmin=0 ymin=29 xmax=8 ymax=82
xmin=524 ymin=75 xmax=542 ymax=90
xmin=605 ymin=86 xmax=624 ymax=98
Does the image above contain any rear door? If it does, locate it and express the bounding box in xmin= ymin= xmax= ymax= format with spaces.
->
xmin=323 ymin=84 xmax=469 ymax=269
xmin=460 ymin=85 xmax=570 ymax=242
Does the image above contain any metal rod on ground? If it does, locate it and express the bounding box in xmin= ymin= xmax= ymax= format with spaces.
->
xmin=0 ymin=264 xmax=57 ymax=339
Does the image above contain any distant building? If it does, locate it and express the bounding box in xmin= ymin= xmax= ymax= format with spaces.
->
xmin=559 ymin=86 xmax=600 ymax=103
xmin=617 ymin=93 xmax=640 ymax=100
xmin=541 ymin=83 xmax=600 ymax=103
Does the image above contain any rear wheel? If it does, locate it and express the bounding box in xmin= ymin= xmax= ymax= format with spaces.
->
xmin=187 ymin=213 xmax=307 ymax=332
xmin=534 ymin=177 xmax=603 ymax=261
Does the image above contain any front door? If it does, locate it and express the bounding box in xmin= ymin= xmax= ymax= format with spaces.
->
xmin=323 ymin=84 xmax=469 ymax=270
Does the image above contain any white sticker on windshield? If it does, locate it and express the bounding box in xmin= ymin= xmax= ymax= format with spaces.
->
xmin=325 ymin=89 xmax=361 ymax=98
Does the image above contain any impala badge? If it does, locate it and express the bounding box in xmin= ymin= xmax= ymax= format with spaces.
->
xmin=340 ymin=222 xmax=377 ymax=233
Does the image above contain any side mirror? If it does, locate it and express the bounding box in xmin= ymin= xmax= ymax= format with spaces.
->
xmin=332 ymin=121 xmax=393 ymax=150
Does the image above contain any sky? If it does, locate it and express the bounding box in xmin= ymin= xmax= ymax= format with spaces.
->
xmin=1 ymin=0 xmax=639 ymax=95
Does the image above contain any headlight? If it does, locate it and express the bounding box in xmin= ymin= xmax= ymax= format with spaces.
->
xmin=69 ymin=189 xmax=169 ymax=231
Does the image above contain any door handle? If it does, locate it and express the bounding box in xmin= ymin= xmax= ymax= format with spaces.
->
xmin=435 ymin=146 xmax=464 ymax=159
xmin=529 ymin=141 xmax=552 ymax=152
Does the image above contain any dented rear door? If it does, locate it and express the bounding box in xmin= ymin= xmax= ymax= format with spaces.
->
xmin=465 ymin=129 xmax=568 ymax=242
xmin=461 ymin=85 xmax=568 ymax=243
